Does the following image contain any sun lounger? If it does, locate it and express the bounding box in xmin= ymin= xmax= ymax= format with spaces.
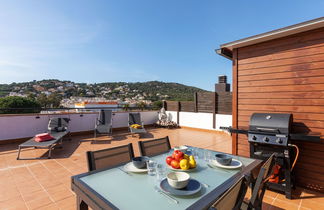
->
xmin=17 ymin=117 xmax=70 ymax=160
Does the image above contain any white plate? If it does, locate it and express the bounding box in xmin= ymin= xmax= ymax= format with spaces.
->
xmin=210 ymin=159 xmax=242 ymax=169
xmin=167 ymin=164 xmax=197 ymax=172
xmin=174 ymin=145 xmax=188 ymax=153
xmin=123 ymin=162 xmax=148 ymax=173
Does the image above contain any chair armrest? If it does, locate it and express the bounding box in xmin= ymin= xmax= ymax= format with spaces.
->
xmin=95 ymin=118 xmax=101 ymax=127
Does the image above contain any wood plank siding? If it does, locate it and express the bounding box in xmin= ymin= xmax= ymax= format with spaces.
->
xmin=233 ymin=27 xmax=324 ymax=192
xmin=197 ymin=92 xmax=214 ymax=113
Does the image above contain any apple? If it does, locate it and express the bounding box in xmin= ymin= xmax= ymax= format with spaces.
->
xmin=172 ymin=150 xmax=180 ymax=159
xmin=174 ymin=151 xmax=184 ymax=161
xmin=171 ymin=160 xmax=180 ymax=169
xmin=166 ymin=156 xmax=173 ymax=166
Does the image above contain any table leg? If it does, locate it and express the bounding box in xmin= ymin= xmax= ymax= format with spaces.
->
xmin=77 ymin=196 xmax=88 ymax=210
xmin=17 ymin=146 xmax=21 ymax=160
xmin=48 ymin=146 xmax=52 ymax=159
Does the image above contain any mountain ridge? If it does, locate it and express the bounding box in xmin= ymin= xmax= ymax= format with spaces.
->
xmin=0 ymin=79 xmax=208 ymax=101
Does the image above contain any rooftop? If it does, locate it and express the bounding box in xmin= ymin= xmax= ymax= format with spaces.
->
xmin=0 ymin=128 xmax=323 ymax=209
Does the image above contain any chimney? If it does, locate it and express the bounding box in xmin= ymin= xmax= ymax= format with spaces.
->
xmin=215 ymin=75 xmax=230 ymax=92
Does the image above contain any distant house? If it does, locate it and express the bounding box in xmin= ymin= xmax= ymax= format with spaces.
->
xmin=74 ymin=101 xmax=118 ymax=109
xmin=9 ymin=92 xmax=27 ymax=97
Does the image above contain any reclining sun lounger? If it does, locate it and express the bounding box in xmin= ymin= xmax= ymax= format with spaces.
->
xmin=94 ymin=109 xmax=113 ymax=138
xmin=128 ymin=112 xmax=146 ymax=136
xmin=17 ymin=117 xmax=70 ymax=160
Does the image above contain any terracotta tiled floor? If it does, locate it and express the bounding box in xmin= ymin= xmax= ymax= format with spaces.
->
xmin=0 ymin=127 xmax=323 ymax=210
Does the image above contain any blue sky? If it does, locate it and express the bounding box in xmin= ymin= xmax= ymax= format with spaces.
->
xmin=0 ymin=0 xmax=323 ymax=90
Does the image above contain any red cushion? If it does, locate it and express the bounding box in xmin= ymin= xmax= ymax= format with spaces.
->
xmin=34 ymin=133 xmax=54 ymax=142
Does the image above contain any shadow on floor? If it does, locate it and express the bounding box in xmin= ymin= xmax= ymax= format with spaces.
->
xmin=0 ymin=142 xmax=21 ymax=156
xmin=38 ymin=139 xmax=81 ymax=159
xmin=263 ymin=203 xmax=285 ymax=210
xmin=139 ymin=132 xmax=154 ymax=139
xmin=79 ymin=132 xmax=130 ymax=144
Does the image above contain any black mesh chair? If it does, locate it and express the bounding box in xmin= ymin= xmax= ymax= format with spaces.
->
xmin=241 ymin=153 xmax=276 ymax=210
xmin=209 ymin=175 xmax=249 ymax=210
xmin=94 ymin=109 xmax=113 ymax=138
xmin=87 ymin=143 xmax=135 ymax=171
xmin=138 ymin=136 xmax=171 ymax=157
xmin=128 ymin=112 xmax=146 ymax=136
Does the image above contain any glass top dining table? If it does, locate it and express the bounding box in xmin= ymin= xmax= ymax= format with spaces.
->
xmin=71 ymin=146 xmax=262 ymax=210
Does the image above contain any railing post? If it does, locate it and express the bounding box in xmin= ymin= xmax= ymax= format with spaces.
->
xmin=213 ymin=92 xmax=217 ymax=129
xmin=194 ymin=92 xmax=198 ymax=112
xmin=163 ymin=101 xmax=167 ymax=110
xmin=177 ymin=101 xmax=180 ymax=125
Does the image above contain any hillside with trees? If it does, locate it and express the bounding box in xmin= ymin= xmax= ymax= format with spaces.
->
xmin=0 ymin=80 xmax=208 ymax=102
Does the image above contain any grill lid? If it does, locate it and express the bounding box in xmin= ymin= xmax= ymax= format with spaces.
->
xmin=249 ymin=113 xmax=292 ymax=134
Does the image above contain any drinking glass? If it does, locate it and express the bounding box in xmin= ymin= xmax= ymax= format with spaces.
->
xmin=147 ymin=160 xmax=157 ymax=176
xmin=204 ymin=150 xmax=212 ymax=163
xmin=191 ymin=148 xmax=199 ymax=160
xmin=156 ymin=164 xmax=166 ymax=182
xmin=197 ymin=148 xmax=204 ymax=160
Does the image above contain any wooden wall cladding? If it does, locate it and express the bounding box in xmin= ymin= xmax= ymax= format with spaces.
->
xmin=165 ymin=92 xmax=232 ymax=114
xmin=234 ymin=27 xmax=324 ymax=192
xmin=180 ymin=101 xmax=195 ymax=112
xmin=165 ymin=101 xmax=178 ymax=111
xmin=217 ymin=92 xmax=232 ymax=114
xmin=197 ymin=92 xmax=214 ymax=113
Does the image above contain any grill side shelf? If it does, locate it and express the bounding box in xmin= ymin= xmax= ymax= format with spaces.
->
xmin=219 ymin=126 xmax=249 ymax=135
xmin=289 ymin=133 xmax=322 ymax=143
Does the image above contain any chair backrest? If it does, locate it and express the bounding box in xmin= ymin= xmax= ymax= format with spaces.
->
xmin=210 ymin=176 xmax=247 ymax=210
xmin=98 ymin=110 xmax=112 ymax=125
xmin=87 ymin=143 xmax=134 ymax=171
xmin=138 ymin=136 xmax=171 ymax=156
xmin=129 ymin=113 xmax=142 ymax=125
xmin=48 ymin=117 xmax=70 ymax=132
xmin=249 ymin=153 xmax=275 ymax=208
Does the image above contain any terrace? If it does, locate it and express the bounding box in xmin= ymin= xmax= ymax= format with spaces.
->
xmin=0 ymin=110 xmax=323 ymax=210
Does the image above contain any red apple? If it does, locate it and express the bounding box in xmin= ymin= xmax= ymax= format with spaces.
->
xmin=172 ymin=150 xmax=179 ymax=159
xmin=172 ymin=150 xmax=180 ymax=158
xmin=166 ymin=156 xmax=173 ymax=166
xmin=171 ymin=160 xmax=180 ymax=169
xmin=174 ymin=151 xmax=184 ymax=161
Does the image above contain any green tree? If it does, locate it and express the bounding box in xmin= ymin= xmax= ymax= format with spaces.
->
xmin=136 ymin=101 xmax=146 ymax=111
xmin=123 ymin=103 xmax=130 ymax=111
xmin=47 ymin=93 xmax=63 ymax=108
xmin=152 ymin=100 xmax=163 ymax=110
xmin=0 ymin=96 xmax=41 ymax=114
xmin=27 ymin=93 xmax=36 ymax=101
xmin=36 ymin=93 xmax=49 ymax=108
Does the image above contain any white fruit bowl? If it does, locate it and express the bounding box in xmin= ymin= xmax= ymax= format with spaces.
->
xmin=167 ymin=172 xmax=190 ymax=189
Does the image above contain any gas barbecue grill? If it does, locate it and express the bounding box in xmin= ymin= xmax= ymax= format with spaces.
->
xmin=221 ymin=113 xmax=321 ymax=199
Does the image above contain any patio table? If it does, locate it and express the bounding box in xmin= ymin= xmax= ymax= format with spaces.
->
xmin=71 ymin=147 xmax=262 ymax=210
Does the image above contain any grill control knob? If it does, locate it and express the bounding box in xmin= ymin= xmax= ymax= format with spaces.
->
xmin=252 ymin=135 xmax=257 ymax=141
xmin=276 ymin=138 xmax=283 ymax=144
xmin=263 ymin=137 xmax=270 ymax=142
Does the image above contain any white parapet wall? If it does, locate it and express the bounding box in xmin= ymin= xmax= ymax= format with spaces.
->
xmin=0 ymin=111 xmax=158 ymax=141
xmin=166 ymin=111 xmax=232 ymax=131
xmin=215 ymin=114 xmax=232 ymax=130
